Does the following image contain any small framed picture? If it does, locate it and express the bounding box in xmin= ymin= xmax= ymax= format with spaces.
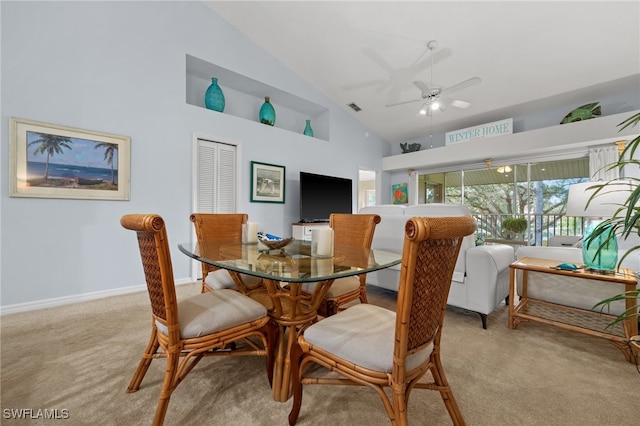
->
xmin=9 ymin=117 xmax=131 ymax=200
xmin=392 ymin=183 xmax=408 ymax=204
xmin=250 ymin=161 xmax=285 ymax=203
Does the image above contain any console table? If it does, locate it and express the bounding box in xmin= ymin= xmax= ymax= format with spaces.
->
xmin=508 ymin=257 xmax=639 ymax=363
xmin=291 ymin=222 xmax=329 ymax=241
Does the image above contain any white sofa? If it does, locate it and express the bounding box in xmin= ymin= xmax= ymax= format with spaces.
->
xmin=359 ymin=204 xmax=515 ymax=328
xmin=515 ymin=244 xmax=640 ymax=316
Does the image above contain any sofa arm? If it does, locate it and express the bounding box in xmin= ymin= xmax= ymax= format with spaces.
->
xmin=463 ymin=244 xmax=514 ymax=314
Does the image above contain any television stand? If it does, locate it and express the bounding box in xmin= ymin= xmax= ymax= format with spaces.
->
xmin=292 ymin=222 xmax=330 ymax=241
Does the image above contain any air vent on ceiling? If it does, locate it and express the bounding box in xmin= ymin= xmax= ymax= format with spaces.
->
xmin=348 ymin=102 xmax=361 ymax=112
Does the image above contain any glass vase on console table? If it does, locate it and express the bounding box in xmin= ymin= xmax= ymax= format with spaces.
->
xmin=582 ymin=220 xmax=618 ymax=273
xmin=566 ymin=181 xmax=625 ymax=275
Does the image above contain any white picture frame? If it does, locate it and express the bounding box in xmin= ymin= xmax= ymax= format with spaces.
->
xmin=9 ymin=117 xmax=131 ymax=200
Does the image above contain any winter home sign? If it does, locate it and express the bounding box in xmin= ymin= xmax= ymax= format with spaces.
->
xmin=445 ymin=118 xmax=513 ymax=145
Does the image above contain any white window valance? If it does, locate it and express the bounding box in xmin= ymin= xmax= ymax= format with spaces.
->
xmin=589 ymin=145 xmax=619 ymax=181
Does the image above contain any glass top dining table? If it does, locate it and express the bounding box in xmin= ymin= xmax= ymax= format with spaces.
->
xmin=178 ymin=239 xmax=402 ymax=402
xmin=178 ymin=239 xmax=402 ymax=283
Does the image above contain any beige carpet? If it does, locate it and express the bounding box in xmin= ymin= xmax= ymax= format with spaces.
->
xmin=1 ymin=283 xmax=638 ymax=425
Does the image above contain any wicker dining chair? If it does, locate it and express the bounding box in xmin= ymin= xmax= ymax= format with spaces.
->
xmin=289 ymin=216 xmax=477 ymax=426
xmin=189 ymin=213 xmax=264 ymax=295
xmin=302 ymin=213 xmax=381 ymax=317
xmin=121 ymin=214 xmax=276 ymax=426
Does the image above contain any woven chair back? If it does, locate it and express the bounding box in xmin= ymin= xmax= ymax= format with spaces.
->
xmin=190 ymin=213 xmax=248 ymax=243
xmin=190 ymin=213 xmax=248 ymax=276
xmin=330 ymin=213 xmax=381 ymax=248
xmin=121 ymin=214 xmax=177 ymax=326
xmin=395 ymin=216 xmax=477 ymax=360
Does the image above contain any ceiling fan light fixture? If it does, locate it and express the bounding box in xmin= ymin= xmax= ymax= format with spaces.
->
xmin=430 ymin=100 xmax=441 ymax=111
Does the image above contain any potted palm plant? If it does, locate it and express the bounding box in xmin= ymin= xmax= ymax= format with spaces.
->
xmin=589 ymin=112 xmax=640 ymax=361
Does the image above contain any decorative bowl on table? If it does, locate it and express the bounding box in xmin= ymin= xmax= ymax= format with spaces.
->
xmin=257 ymin=234 xmax=295 ymax=251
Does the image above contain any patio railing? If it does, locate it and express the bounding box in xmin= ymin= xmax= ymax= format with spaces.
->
xmin=472 ymin=213 xmax=587 ymax=247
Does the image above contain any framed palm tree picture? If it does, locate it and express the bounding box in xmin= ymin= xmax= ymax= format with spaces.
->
xmin=9 ymin=117 xmax=130 ymax=200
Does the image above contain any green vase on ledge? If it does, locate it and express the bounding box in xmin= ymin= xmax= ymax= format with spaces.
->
xmin=259 ymin=96 xmax=275 ymax=126
xmin=204 ymin=77 xmax=225 ymax=112
xmin=303 ymin=120 xmax=314 ymax=137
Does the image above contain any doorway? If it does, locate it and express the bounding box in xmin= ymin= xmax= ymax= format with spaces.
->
xmin=358 ymin=168 xmax=377 ymax=211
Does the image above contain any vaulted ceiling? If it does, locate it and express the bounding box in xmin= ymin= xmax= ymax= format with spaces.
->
xmin=206 ymin=1 xmax=640 ymax=146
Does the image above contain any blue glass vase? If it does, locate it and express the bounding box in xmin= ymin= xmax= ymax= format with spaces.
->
xmin=259 ymin=96 xmax=276 ymax=126
xmin=204 ymin=77 xmax=225 ymax=112
xmin=303 ymin=120 xmax=314 ymax=137
xmin=582 ymin=220 xmax=618 ymax=272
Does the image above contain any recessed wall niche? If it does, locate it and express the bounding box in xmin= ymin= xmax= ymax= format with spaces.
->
xmin=186 ymin=54 xmax=330 ymax=141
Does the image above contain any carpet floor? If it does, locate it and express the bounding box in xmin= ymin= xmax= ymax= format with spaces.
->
xmin=1 ymin=283 xmax=638 ymax=425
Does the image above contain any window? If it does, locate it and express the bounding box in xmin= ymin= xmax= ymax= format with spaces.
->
xmin=417 ymin=156 xmax=589 ymax=245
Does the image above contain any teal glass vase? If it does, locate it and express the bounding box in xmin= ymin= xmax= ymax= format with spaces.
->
xmin=204 ymin=77 xmax=225 ymax=112
xmin=582 ymin=220 xmax=618 ymax=272
xmin=259 ymin=96 xmax=276 ymax=126
xmin=303 ymin=120 xmax=314 ymax=137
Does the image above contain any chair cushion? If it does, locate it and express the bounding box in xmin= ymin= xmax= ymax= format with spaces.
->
xmin=301 ymin=275 xmax=360 ymax=297
xmin=205 ymin=269 xmax=262 ymax=290
xmin=156 ymin=289 xmax=267 ymax=338
xmin=303 ymin=304 xmax=431 ymax=373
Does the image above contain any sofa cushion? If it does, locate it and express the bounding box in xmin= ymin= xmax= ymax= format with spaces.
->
xmin=405 ymin=203 xmax=471 ymax=217
xmin=360 ymin=205 xmax=406 ymax=216
xmin=367 ymin=215 xmax=408 ymax=259
xmin=405 ymin=204 xmax=474 ymax=282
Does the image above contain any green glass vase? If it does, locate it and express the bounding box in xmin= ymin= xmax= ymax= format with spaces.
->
xmin=204 ymin=77 xmax=225 ymax=112
xmin=303 ymin=120 xmax=314 ymax=137
xmin=582 ymin=220 xmax=618 ymax=272
xmin=259 ymin=96 xmax=276 ymax=126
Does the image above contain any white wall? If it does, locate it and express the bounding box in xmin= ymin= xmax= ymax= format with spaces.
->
xmin=0 ymin=1 xmax=391 ymax=309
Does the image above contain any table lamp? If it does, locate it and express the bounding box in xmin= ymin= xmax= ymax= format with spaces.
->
xmin=565 ymin=181 xmax=630 ymax=273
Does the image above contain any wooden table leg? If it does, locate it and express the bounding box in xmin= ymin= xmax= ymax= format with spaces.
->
xmin=508 ymin=267 xmax=516 ymax=329
xmin=622 ymin=282 xmax=639 ymax=339
xmin=261 ymin=279 xmax=333 ymax=402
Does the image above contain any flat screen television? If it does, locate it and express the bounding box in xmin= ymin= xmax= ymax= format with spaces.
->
xmin=299 ymin=172 xmax=352 ymax=222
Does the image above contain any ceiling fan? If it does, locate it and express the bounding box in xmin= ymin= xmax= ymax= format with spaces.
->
xmin=386 ymin=40 xmax=481 ymax=115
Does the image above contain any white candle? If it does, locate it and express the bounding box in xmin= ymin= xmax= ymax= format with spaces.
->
xmin=248 ymin=222 xmax=258 ymax=243
xmin=243 ymin=222 xmax=259 ymax=244
xmin=312 ymin=228 xmax=334 ymax=258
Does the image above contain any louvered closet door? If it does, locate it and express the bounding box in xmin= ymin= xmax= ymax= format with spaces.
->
xmin=193 ymin=138 xmax=237 ymax=279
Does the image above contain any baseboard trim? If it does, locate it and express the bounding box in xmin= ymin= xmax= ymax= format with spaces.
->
xmin=0 ymin=278 xmax=194 ymax=316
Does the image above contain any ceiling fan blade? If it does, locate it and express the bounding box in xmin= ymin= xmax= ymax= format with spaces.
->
xmin=441 ymin=77 xmax=481 ymax=95
xmin=412 ymin=80 xmax=431 ymax=96
xmin=441 ymin=97 xmax=471 ymax=109
xmin=361 ymin=46 xmax=396 ymax=75
xmin=386 ymin=98 xmax=422 ymax=108
xmin=450 ymin=99 xmax=471 ymax=109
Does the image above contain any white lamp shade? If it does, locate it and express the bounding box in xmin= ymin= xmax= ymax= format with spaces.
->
xmin=565 ymin=181 xmax=631 ymax=218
